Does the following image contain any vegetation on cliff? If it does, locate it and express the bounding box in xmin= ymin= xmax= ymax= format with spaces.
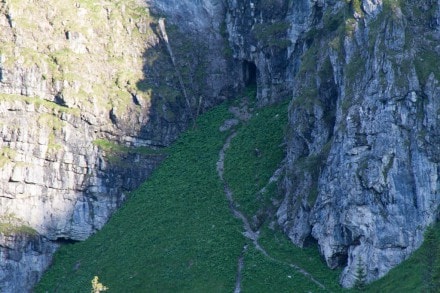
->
xmin=36 ymin=91 xmax=344 ymax=292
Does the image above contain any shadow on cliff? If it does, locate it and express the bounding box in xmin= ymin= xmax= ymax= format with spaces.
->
xmin=133 ymin=22 xmax=214 ymax=147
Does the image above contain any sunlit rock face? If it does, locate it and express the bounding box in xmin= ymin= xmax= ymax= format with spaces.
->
xmin=0 ymin=0 xmax=233 ymax=291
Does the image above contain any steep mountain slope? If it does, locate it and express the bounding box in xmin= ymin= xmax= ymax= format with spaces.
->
xmin=1 ymin=0 xmax=440 ymax=291
xmin=36 ymin=92 xmax=344 ymax=292
xmin=0 ymin=0 xmax=232 ymax=291
xmin=35 ymin=92 xmax=440 ymax=292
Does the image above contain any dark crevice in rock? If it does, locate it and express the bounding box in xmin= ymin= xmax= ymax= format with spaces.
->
xmin=53 ymin=237 xmax=79 ymax=245
xmin=303 ymin=234 xmax=318 ymax=248
xmin=242 ymin=60 xmax=257 ymax=87
xmin=54 ymin=93 xmax=67 ymax=107
xmin=131 ymin=93 xmax=141 ymax=106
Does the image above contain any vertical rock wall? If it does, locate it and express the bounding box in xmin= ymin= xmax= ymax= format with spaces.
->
xmin=278 ymin=0 xmax=440 ymax=287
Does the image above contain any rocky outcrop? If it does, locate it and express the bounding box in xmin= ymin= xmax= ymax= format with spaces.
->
xmin=226 ymin=0 xmax=294 ymax=105
xmin=0 ymin=232 xmax=58 ymax=293
xmin=277 ymin=0 xmax=440 ymax=287
xmin=213 ymin=0 xmax=440 ymax=288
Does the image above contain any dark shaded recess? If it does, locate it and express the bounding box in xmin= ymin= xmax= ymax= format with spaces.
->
xmin=54 ymin=93 xmax=67 ymax=107
xmin=54 ymin=237 xmax=79 ymax=245
xmin=243 ymin=60 xmax=257 ymax=87
xmin=319 ymin=79 xmax=337 ymax=129
xmin=109 ymin=107 xmax=118 ymax=125
xmin=335 ymin=252 xmax=349 ymax=267
xmin=303 ymin=234 xmax=319 ymax=247
xmin=131 ymin=93 xmax=141 ymax=106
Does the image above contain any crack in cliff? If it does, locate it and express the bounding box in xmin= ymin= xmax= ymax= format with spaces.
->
xmin=216 ymin=105 xmax=327 ymax=292
xmin=157 ymin=18 xmax=194 ymax=123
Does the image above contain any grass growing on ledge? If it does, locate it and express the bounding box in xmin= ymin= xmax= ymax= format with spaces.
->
xmin=0 ymin=94 xmax=80 ymax=116
xmin=0 ymin=223 xmax=37 ymax=236
xmin=93 ymin=139 xmax=166 ymax=156
xmin=0 ymin=214 xmax=37 ymax=236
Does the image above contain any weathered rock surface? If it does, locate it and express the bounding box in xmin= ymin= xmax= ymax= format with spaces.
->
xmin=0 ymin=0 xmax=231 ymax=291
xmin=276 ymin=0 xmax=440 ymax=287
xmin=1 ymin=0 xmax=439 ymax=290
xmin=0 ymin=233 xmax=58 ymax=293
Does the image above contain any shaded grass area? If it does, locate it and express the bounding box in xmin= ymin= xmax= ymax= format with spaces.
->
xmin=36 ymin=96 xmax=347 ymax=292
xmin=255 ymin=227 xmax=343 ymax=292
xmin=36 ymin=94 xmax=439 ymax=292
xmin=241 ymin=245 xmax=325 ymax=293
xmin=36 ymin=96 xmax=344 ymax=292
xmin=93 ymin=139 xmax=166 ymax=156
xmin=223 ymin=98 xmax=343 ymax=292
xmin=224 ymin=99 xmax=288 ymax=218
xmin=36 ymin=104 xmax=244 ymax=292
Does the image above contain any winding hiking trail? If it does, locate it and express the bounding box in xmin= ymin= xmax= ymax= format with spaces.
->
xmin=216 ymin=103 xmax=327 ymax=292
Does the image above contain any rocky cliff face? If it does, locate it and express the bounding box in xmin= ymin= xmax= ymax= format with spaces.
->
xmin=225 ymin=0 xmax=440 ymax=288
xmin=1 ymin=0 xmax=439 ymax=290
xmin=274 ymin=0 xmax=440 ymax=287
xmin=0 ymin=0 xmax=231 ymax=291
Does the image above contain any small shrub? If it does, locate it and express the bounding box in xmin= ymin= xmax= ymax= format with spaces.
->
xmin=91 ymin=276 xmax=108 ymax=293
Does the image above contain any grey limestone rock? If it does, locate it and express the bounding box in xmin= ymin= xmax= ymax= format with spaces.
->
xmin=0 ymin=0 xmax=231 ymax=291
xmin=279 ymin=0 xmax=440 ymax=287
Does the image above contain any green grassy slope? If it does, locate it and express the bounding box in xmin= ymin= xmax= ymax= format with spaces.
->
xmin=36 ymin=95 xmax=343 ymax=292
xmin=37 ymin=93 xmax=439 ymax=292
xmin=222 ymin=98 xmax=342 ymax=292
xmin=36 ymin=104 xmax=243 ymax=292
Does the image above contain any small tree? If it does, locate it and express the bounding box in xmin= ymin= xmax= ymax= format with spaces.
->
xmin=354 ymin=257 xmax=367 ymax=291
xmin=91 ymin=276 xmax=108 ymax=293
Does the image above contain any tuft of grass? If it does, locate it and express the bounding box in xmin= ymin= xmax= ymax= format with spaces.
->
xmin=253 ymin=22 xmax=292 ymax=49
xmin=0 ymin=147 xmax=16 ymax=168
xmin=0 ymin=214 xmax=37 ymax=236
xmin=93 ymin=139 xmax=166 ymax=156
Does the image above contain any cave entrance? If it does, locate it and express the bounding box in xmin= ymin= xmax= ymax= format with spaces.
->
xmin=55 ymin=237 xmax=79 ymax=245
xmin=243 ymin=60 xmax=257 ymax=86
